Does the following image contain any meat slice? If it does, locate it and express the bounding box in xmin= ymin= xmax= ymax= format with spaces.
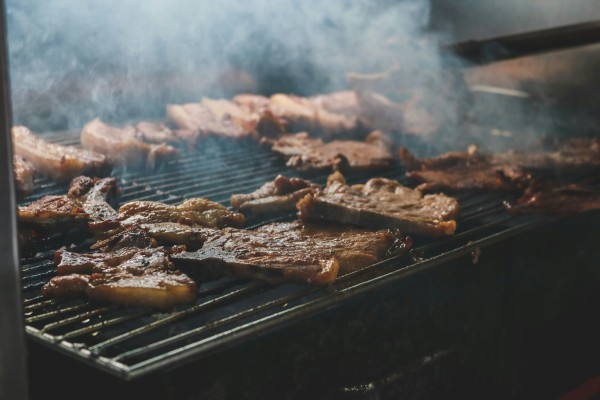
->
xmin=116 ymin=198 xmax=245 ymax=229
xmin=80 ymin=118 xmax=178 ymax=169
xmin=91 ymin=198 xmax=244 ymax=251
xmin=171 ymin=222 xmax=411 ymax=285
xmin=504 ymin=182 xmax=600 ymax=214
xmin=166 ymin=98 xmax=257 ymax=143
xmin=297 ymin=171 xmax=458 ymax=237
xmin=308 ymin=91 xmax=362 ymax=119
xmin=264 ymin=131 xmax=393 ymax=173
xmin=134 ymin=121 xmax=179 ymax=144
xmin=230 ymin=175 xmax=321 ymax=216
xmin=399 ymin=145 xmax=533 ymax=192
xmin=18 ymin=176 xmax=117 ymax=231
xmin=268 ymin=93 xmax=359 ymax=136
xmin=14 ymin=155 xmax=35 ymax=196
xmin=92 ymin=223 xmax=215 ymax=252
xmin=12 ymin=125 xmax=111 ymax=181
xmin=42 ymin=247 xmax=197 ymax=309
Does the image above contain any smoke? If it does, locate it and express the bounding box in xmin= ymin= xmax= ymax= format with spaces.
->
xmin=6 ymin=0 xmax=441 ymax=131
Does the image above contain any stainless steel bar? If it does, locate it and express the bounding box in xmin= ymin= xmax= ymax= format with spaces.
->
xmin=0 ymin=0 xmax=28 ymax=396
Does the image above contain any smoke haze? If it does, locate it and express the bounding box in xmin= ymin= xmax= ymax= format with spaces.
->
xmin=6 ymin=0 xmax=442 ymax=131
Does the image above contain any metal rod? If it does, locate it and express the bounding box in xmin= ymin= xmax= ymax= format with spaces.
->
xmin=0 ymin=0 xmax=29 ymax=396
xmin=447 ymin=20 xmax=600 ymax=65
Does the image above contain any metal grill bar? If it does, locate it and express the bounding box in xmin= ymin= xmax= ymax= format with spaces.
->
xmin=19 ymin=134 xmax=556 ymax=380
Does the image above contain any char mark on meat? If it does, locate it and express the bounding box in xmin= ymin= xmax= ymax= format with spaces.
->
xmin=230 ymin=175 xmax=321 ymax=216
xmin=297 ymin=171 xmax=458 ymax=237
xmin=263 ymin=131 xmax=392 ymax=173
xmin=43 ymin=247 xmax=197 ymax=309
xmin=18 ymin=176 xmax=118 ymax=232
xmin=504 ymin=181 xmax=600 ymax=214
xmin=171 ymin=221 xmax=411 ymax=286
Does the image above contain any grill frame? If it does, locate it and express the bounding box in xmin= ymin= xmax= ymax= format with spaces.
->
xmin=19 ymin=132 xmax=559 ymax=381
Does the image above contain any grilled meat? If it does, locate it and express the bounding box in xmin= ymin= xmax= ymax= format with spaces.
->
xmin=12 ymin=125 xmax=111 ymax=181
xmin=18 ymin=176 xmax=117 ymax=231
xmin=14 ymin=155 xmax=35 ymax=196
xmin=504 ymin=182 xmax=600 ymax=214
xmin=116 ymin=198 xmax=245 ymax=229
xmin=171 ymin=221 xmax=411 ymax=285
xmin=92 ymin=223 xmax=215 ymax=252
xmin=308 ymin=91 xmax=362 ymax=119
xmin=135 ymin=121 xmax=179 ymax=144
xmin=230 ymin=175 xmax=321 ymax=216
xmin=297 ymin=171 xmax=458 ymax=237
xmin=166 ymin=99 xmax=257 ymax=143
xmin=42 ymin=247 xmax=197 ymax=309
xmin=264 ymin=131 xmax=393 ymax=173
xmin=399 ymin=145 xmax=533 ymax=192
xmin=267 ymin=93 xmax=359 ymax=136
xmin=80 ymin=118 xmax=178 ymax=169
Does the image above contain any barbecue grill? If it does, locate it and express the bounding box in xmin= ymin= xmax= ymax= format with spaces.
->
xmin=3 ymin=1 xmax=600 ymax=399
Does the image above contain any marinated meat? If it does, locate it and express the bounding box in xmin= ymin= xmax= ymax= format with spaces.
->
xmin=504 ymin=182 xmax=600 ymax=214
xmin=166 ymin=99 xmax=257 ymax=143
xmin=42 ymin=247 xmax=197 ymax=309
xmin=297 ymin=171 xmax=458 ymax=237
xmin=264 ymin=131 xmax=393 ymax=173
xmin=80 ymin=118 xmax=178 ymax=168
xmin=18 ymin=176 xmax=117 ymax=231
xmin=14 ymin=155 xmax=35 ymax=196
xmin=171 ymin=222 xmax=411 ymax=285
xmin=92 ymin=223 xmax=215 ymax=252
xmin=399 ymin=145 xmax=533 ymax=192
xmin=12 ymin=125 xmax=111 ymax=181
xmin=230 ymin=175 xmax=321 ymax=216
xmin=116 ymin=198 xmax=245 ymax=229
xmin=496 ymin=137 xmax=600 ymax=175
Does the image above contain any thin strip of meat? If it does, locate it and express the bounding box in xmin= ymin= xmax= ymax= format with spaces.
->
xmin=399 ymin=145 xmax=533 ymax=192
xmin=263 ymin=131 xmax=393 ymax=173
xmin=504 ymin=182 xmax=600 ymax=214
xmin=80 ymin=118 xmax=178 ymax=169
xmin=18 ymin=176 xmax=117 ymax=231
xmin=297 ymin=171 xmax=458 ymax=237
xmin=14 ymin=155 xmax=35 ymax=196
xmin=92 ymin=198 xmax=244 ymax=251
xmin=230 ymin=175 xmax=321 ymax=216
xmin=166 ymin=99 xmax=257 ymax=143
xmin=116 ymin=198 xmax=245 ymax=229
xmin=171 ymin=221 xmax=411 ymax=285
xmin=42 ymin=247 xmax=197 ymax=309
xmin=12 ymin=125 xmax=111 ymax=181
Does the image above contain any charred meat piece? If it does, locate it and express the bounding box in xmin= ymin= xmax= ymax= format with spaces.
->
xmin=81 ymin=118 xmax=178 ymax=169
xmin=230 ymin=175 xmax=321 ymax=216
xmin=116 ymin=198 xmax=245 ymax=229
xmin=496 ymin=137 xmax=600 ymax=176
xmin=399 ymin=145 xmax=533 ymax=192
xmin=92 ymin=223 xmax=216 ymax=252
xmin=12 ymin=125 xmax=111 ymax=181
xmin=504 ymin=182 xmax=600 ymax=214
xmin=297 ymin=171 xmax=458 ymax=237
xmin=18 ymin=176 xmax=117 ymax=231
xmin=14 ymin=155 xmax=35 ymax=196
xmin=171 ymin=222 xmax=410 ymax=285
xmin=42 ymin=247 xmax=197 ymax=309
xmin=263 ymin=131 xmax=393 ymax=173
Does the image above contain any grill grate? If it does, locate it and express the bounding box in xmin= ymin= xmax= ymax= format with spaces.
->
xmin=19 ymin=133 xmax=552 ymax=380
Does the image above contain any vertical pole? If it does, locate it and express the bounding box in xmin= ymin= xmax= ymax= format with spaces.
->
xmin=0 ymin=0 xmax=29 ymax=397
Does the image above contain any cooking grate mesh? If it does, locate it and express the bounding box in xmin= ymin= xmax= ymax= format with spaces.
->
xmin=19 ymin=132 xmax=551 ymax=380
